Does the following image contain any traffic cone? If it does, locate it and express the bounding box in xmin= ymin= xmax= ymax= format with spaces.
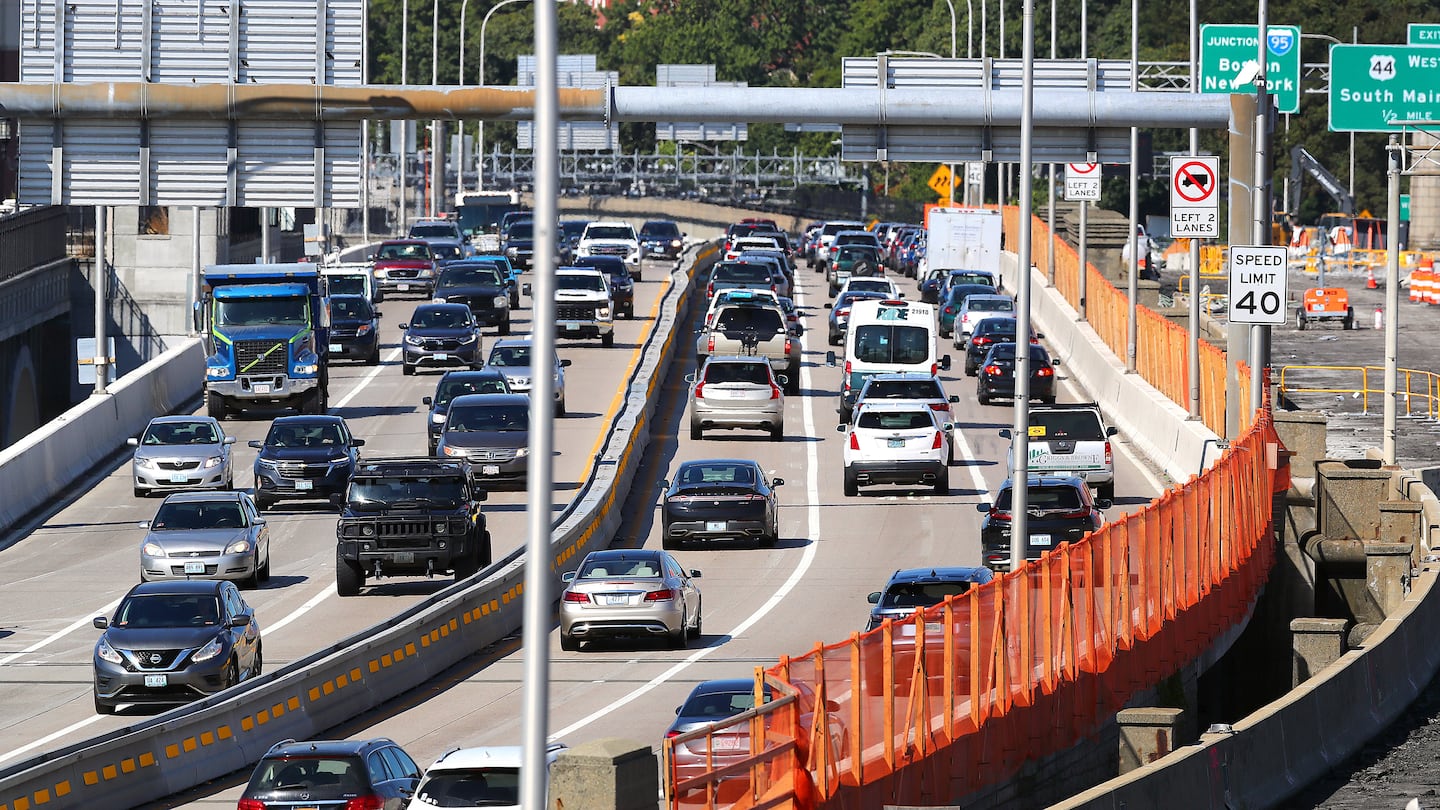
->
xmin=1367 ymin=266 xmax=1378 ymax=289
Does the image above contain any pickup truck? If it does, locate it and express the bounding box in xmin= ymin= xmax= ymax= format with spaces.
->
xmin=528 ymin=268 xmax=615 ymax=347
xmin=695 ymin=301 xmax=800 ymax=394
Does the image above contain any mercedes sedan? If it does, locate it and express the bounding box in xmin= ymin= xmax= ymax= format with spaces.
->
xmin=559 ymin=549 xmax=701 ymax=651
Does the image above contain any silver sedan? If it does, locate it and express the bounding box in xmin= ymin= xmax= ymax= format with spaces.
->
xmin=129 ymin=416 xmax=236 ymax=497
xmin=558 ymin=549 xmax=701 ymax=651
xmin=139 ymin=491 xmax=271 ymax=589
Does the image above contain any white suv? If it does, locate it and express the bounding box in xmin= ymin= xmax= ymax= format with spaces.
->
xmin=575 ymin=221 xmax=643 ymax=277
xmin=407 ymin=743 xmax=567 ymax=809
xmin=550 ymin=268 xmax=614 ymax=347
xmin=839 ymin=401 xmax=952 ymax=496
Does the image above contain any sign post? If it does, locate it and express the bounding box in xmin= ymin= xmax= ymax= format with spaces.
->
xmin=1329 ymin=44 xmax=1440 ymax=132
xmin=1228 ymin=245 xmax=1289 ymax=325
xmin=1200 ymin=24 xmax=1301 ymax=114
xmin=1064 ymin=162 xmax=1101 ymax=201
xmin=1170 ymin=156 xmax=1220 ymax=238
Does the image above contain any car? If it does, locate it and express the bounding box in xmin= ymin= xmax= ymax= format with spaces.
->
xmin=824 ymin=290 xmax=890 ymax=347
xmin=323 ymin=263 xmax=382 ymax=304
xmin=407 ymin=743 xmax=568 ymax=810
xmin=435 ymin=393 xmax=531 ymax=488
xmin=91 ymin=579 xmax=261 ymax=714
xmin=422 ymin=369 xmax=512 ymax=453
xmin=139 ymin=491 xmax=271 ymax=588
xmin=839 ymin=401 xmax=952 ymax=496
xmin=558 ymin=549 xmax=702 ymax=651
xmin=736 ymin=246 xmax=796 ymax=286
xmin=706 ymin=260 xmax=775 ymax=300
xmin=964 ymin=315 xmax=1041 ymax=376
xmin=824 ymin=230 xmax=883 ymax=286
xmin=327 ymin=294 xmax=382 ymax=365
xmin=545 ymin=267 xmax=615 ymax=346
xmin=427 ymin=239 xmax=466 ymax=264
xmin=978 ymin=475 xmax=1110 ymax=572
xmin=811 ymin=220 xmax=866 ymax=269
xmin=975 ymin=341 xmax=1060 ymax=405
xmin=409 ymin=217 xmax=465 ymax=244
xmin=939 ymin=268 xmax=1000 ymax=301
xmin=1004 ymin=403 xmax=1119 ymax=500
xmin=660 ymin=458 xmax=784 ymax=549
xmin=558 ymin=218 xmax=592 ymax=264
xmin=371 ymin=239 xmax=438 ymax=297
xmin=639 ymin=219 xmax=686 ymax=261
xmin=401 ymin=303 xmax=484 ymax=375
xmin=687 ymin=356 xmax=786 ymax=442
xmin=238 ymin=737 xmax=422 ymax=810
xmin=918 ymin=267 xmax=948 ymax=304
xmin=501 ymin=219 xmax=536 ymax=270
xmin=847 ymin=372 xmax=959 ymax=427
xmin=484 ymin=337 xmax=572 ymax=415
xmin=865 ymin=566 xmax=994 ymax=630
xmin=575 ymin=220 xmax=642 ymax=276
xmin=704 ymin=287 xmax=783 ymax=331
xmin=695 ymin=300 xmax=800 ymax=391
xmin=724 ymin=221 xmax=780 ymax=253
xmin=777 ymin=295 xmax=803 ymax=335
xmin=571 ymin=255 xmax=636 ymax=318
xmin=837 ymin=275 xmax=902 ymax=300
xmin=128 ymin=415 xmax=236 ymax=497
xmin=735 ymin=253 xmax=791 ymax=299
xmin=470 ymin=253 xmax=523 ymax=306
xmin=725 ymin=234 xmax=783 ymax=261
xmin=829 ymin=243 xmax=885 ymax=296
xmin=431 ymin=260 xmax=514 ymax=334
xmin=953 ymin=293 xmax=1016 ymax=345
xmin=249 ymin=415 xmax=364 ymax=511
xmin=939 ymin=284 xmax=1002 ymax=339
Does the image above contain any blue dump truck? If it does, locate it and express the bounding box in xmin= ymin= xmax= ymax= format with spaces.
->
xmin=200 ymin=264 xmax=330 ymax=419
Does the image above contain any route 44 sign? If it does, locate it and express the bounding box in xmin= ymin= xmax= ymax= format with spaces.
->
xmin=1064 ymin=163 xmax=1101 ymax=201
xmin=1229 ymin=245 xmax=1289 ymax=325
xmin=1169 ymin=156 xmax=1219 ymax=239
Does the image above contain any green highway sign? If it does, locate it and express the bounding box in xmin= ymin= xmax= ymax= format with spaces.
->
xmin=1410 ymin=24 xmax=1440 ymax=45
xmin=1402 ymin=194 xmax=1411 ymax=222
xmin=1200 ymin=24 xmax=1301 ymax=114
xmin=1329 ymin=45 xmax=1440 ymax=132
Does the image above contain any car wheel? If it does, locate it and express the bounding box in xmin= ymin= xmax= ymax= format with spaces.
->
xmin=977 ymin=391 xmax=989 ymax=406
xmin=365 ymin=347 xmax=380 ymax=366
xmin=690 ymin=602 xmax=703 ymax=640
xmin=223 ymin=472 xmax=235 ymax=491
xmin=453 ymin=552 xmax=479 ymax=582
xmin=1098 ymin=482 xmax=1116 ymax=501
xmin=241 ymin=560 xmax=259 ymax=590
xmin=259 ymin=549 xmax=271 ymax=582
xmin=601 ymin=332 xmax=615 ymax=348
xmin=223 ymin=659 xmax=239 ymax=691
xmin=250 ymin=642 xmax=263 ymax=679
xmin=93 ymin=693 xmax=115 ymax=715
xmin=402 ymin=363 xmax=415 ymax=376
xmin=500 ymin=318 xmax=511 ymax=336
xmin=133 ymin=486 xmax=146 ymax=499
xmin=966 ymin=364 xmax=977 ymax=377
xmin=336 ymin=556 xmax=364 ymax=597
xmin=254 ymin=494 xmax=273 ymax=512
xmin=935 ymin=469 xmax=950 ymax=495
xmin=690 ymin=422 xmax=703 ymax=441
xmin=843 ymin=468 xmax=859 ymax=497
xmin=784 ymin=370 xmax=800 ymax=395
xmin=828 ymin=332 xmax=840 ymax=346
xmin=510 ymin=292 xmax=520 ymax=309
xmin=557 ymin=398 xmax=567 ymax=417
xmin=560 ymin=631 xmax=580 ymax=652
xmin=669 ymin=612 xmax=689 ymax=649
xmin=206 ymin=392 xmax=228 ymax=420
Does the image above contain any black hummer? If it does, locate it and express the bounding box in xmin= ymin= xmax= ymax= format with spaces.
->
xmin=334 ymin=458 xmax=492 ymax=596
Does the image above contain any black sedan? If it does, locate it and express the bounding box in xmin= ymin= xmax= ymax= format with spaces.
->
xmin=661 ymin=459 xmax=783 ymax=549
xmin=401 ymin=303 xmax=483 ymax=375
xmin=977 ymin=475 xmax=1110 ymax=572
xmin=432 ymin=261 xmax=514 ymax=334
xmin=570 ymin=255 xmax=635 ymax=318
xmin=964 ymin=316 xmax=1041 ymax=376
xmin=326 ymin=295 xmax=380 ymax=365
xmin=975 ymin=341 xmax=1060 ymax=405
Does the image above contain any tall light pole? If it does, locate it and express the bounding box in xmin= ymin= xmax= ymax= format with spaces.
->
xmin=459 ymin=0 xmax=483 ymax=193
xmin=477 ymin=0 xmax=542 ymax=191
xmin=431 ymin=0 xmax=443 ymax=216
xmin=399 ymin=0 xmax=409 ymax=227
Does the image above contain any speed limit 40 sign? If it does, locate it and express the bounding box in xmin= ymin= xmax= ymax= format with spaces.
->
xmin=1229 ymin=245 xmax=1289 ymax=325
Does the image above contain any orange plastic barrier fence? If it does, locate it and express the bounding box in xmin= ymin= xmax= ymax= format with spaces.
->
xmin=664 ymin=391 xmax=1282 ymax=810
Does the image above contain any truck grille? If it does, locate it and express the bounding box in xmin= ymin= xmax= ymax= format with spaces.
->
xmin=378 ymin=520 xmax=434 ymax=537
xmin=235 ymin=340 xmax=288 ymax=375
xmin=387 ymin=268 xmax=420 ymax=279
xmin=557 ymin=304 xmax=598 ymax=321
xmin=591 ymin=245 xmax=631 ymax=257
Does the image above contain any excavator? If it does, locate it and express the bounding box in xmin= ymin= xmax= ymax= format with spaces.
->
xmin=1286 ymin=145 xmax=1388 ymax=252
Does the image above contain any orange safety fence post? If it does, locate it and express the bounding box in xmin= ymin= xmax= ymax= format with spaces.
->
xmin=881 ymin=621 xmax=895 ymax=771
xmin=943 ymin=599 xmax=956 ymax=741
xmin=848 ymin=633 xmax=863 ymax=788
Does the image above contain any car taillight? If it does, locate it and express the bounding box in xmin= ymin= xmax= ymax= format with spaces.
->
xmin=784 ymin=338 xmax=793 ymax=354
xmin=1036 ymin=366 xmax=1054 ymax=377
xmin=644 ymin=588 xmax=677 ymax=602
xmin=849 ymin=432 xmax=860 ymax=450
xmin=931 ymin=431 xmax=944 ymax=449
xmin=706 ymin=336 xmax=715 ymax=353
xmin=344 ymin=797 xmax=386 ymax=810
xmin=929 ymin=402 xmax=949 ymax=411
xmin=666 ymin=729 xmax=682 ymax=739
xmin=944 ymin=306 xmax=956 ymax=314
xmin=930 ymin=362 xmax=938 ymax=376
xmin=984 ymin=364 xmax=1003 ymax=376
xmin=694 ymin=381 xmax=705 ymax=399
xmin=771 ymin=283 xmax=777 ymax=292
xmin=707 ymin=282 xmax=714 ymax=297
xmin=974 ymin=336 xmax=992 ymax=347
xmin=770 ymin=383 xmax=782 ymax=399
xmin=989 ymin=509 xmax=1012 ymax=521
xmin=1104 ymin=441 xmax=1113 ymax=466
xmin=837 ymin=308 xmax=850 ymax=317
xmin=238 ymin=801 xmax=267 ymax=810
xmin=1059 ymin=509 xmax=1090 ymax=519
xmin=563 ymin=591 xmax=590 ymax=603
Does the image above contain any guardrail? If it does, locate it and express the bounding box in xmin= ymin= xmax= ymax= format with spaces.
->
xmin=666 ymin=387 xmax=1283 ymax=809
xmin=0 ymin=244 xmax=717 ymax=810
xmin=1278 ymin=364 xmax=1440 ymax=419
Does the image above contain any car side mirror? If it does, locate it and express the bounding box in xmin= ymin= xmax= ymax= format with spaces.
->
xmin=976 ymin=502 xmax=992 ymax=513
xmin=999 ymin=428 xmax=1013 ymax=439
xmin=561 ymin=571 xmax=577 ymax=583
xmin=1096 ymin=498 xmax=1114 ymax=510
xmin=835 ymin=424 xmax=847 ymax=433
xmin=772 ymin=477 xmax=785 ymax=486
xmin=352 ymin=438 xmax=366 ymax=447
xmin=683 ymin=373 xmax=696 ymax=384
xmin=775 ymin=374 xmax=789 ymax=388
xmin=825 ymin=699 xmax=841 ymax=713
xmin=866 ymin=591 xmax=881 ymax=604
xmin=1106 ymin=426 xmax=1118 ymax=437
xmin=93 ymin=617 xmax=109 ymax=629
xmin=690 ymin=569 xmax=702 ymax=578
xmin=138 ymin=520 xmax=151 ymax=529
xmin=254 ymin=518 xmax=267 ymax=526
xmin=522 ymin=283 xmax=533 ymax=297
xmin=939 ymin=355 xmax=952 ymax=370
xmin=230 ymin=615 xmax=250 ymax=627
xmin=948 ymin=395 xmax=959 ymax=403
xmin=127 ymin=437 xmax=139 ymax=447
xmin=375 ymin=311 xmax=383 ymax=318
xmin=1052 ymin=358 xmax=1062 ymax=366
xmin=248 ymin=440 xmax=263 ymax=449
xmin=423 ymin=396 xmax=433 ymax=405
xmin=224 ymin=436 xmax=237 ymax=445
xmin=826 ymin=351 xmax=837 ymax=366
xmin=560 ymin=359 xmax=573 ymax=367
xmin=823 ymin=302 xmax=833 ymax=310
xmin=329 ymin=493 xmax=345 ymax=508
xmin=399 ymin=323 xmax=409 ymax=330
xmin=1036 ymin=332 xmax=1046 ymax=340
xmin=942 ymin=422 xmax=955 ymax=432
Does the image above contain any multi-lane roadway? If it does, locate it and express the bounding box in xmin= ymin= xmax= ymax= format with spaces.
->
xmin=0 ymin=225 xmax=1169 ymax=807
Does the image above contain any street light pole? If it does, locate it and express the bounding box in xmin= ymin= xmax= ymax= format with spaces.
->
xmin=400 ymin=0 xmax=409 ymax=227
xmin=431 ymin=0 xmax=444 ymax=217
xmin=459 ymin=0 xmax=482 ymax=193
xmin=477 ymin=0 xmax=536 ymax=192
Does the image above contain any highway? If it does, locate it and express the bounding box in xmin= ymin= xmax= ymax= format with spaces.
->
xmin=114 ymin=233 xmax=1171 ymax=808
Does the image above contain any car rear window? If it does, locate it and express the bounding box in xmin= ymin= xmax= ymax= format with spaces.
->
xmin=715 ymin=307 xmax=783 ymax=333
xmin=436 ymin=377 xmax=508 ymax=405
xmin=995 ymin=485 xmax=1083 ymax=511
xmin=879 ymin=581 xmax=972 ymax=609
xmin=857 ymin=410 xmax=932 ymax=430
xmin=704 ymin=362 xmax=771 ymax=385
xmin=866 ymin=380 xmax=942 ymax=400
xmin=968 ymin=298 xmax=1014 ymax=313
xmin=1031 ymin=411 xmax=1105 ymax=440
xmin=678 ymin=463 xmax=756 ymax=485
xmin=248 ymin=756 xmax=366 ymax=798
xmin=712 ymin=263 xmax=772 ymax=284
xmin=680 ymin=690 xmax=757 ymax=717
xmin=418 ymin=767 xmax=519 ymax=807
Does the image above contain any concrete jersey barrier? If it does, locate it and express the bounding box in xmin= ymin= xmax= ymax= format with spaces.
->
xmin=0 ymin=339 xmax=203 ymax=540
xmin=0 ymin=245 xmax=715 ymax=810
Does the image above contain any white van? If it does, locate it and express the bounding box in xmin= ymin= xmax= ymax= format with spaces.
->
xmin=322 ymin=262 xmax=381 ymax=304
xmin=828 ymin=298 xmax=950 ymax=420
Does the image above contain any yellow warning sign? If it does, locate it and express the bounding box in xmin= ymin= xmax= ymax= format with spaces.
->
xmin=927 ymin=164 xmax=954 ymax=197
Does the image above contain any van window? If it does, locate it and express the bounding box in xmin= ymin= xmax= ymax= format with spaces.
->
xmin=853 ymin=325 xmax=930 ymax=365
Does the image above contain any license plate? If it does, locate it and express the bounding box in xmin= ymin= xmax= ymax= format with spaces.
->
xmin=398 ymin=283 xmax=411 ymax=291
xmin=169 ymin=473 xmax=189 ymax=483
xmin=392 ymin=552 xmax=414 ymax=564
xmin=481 ymin=465 xmax=500 ymax=476
xmin=706 ymin=521 xmax=726 ymax=532
xmin=1030 ymin=533 xmax=1052 ymax=547
xmin=432 ymin=353 xmax=449 ymax=361
xmin=295 ymin=479 xmax=314 ymax=491
xmin=887 ymin=437 xmax=906 ymax=448
xmin=144 ymin=674 xmax=168 ymax=688
xmin=328 ymin=343 xmax=342 ymax=352
xmin=565 ymin=323 xmax=580 ymax=331
xmin=252 ymin=383 xmax=271 ymax=394
xmin=605 ymin=594 xmax=629 ymax=605
xmin=183 ymin=561 xmax=206 ymax=574
xmin=712 ymin=736 xmax=745 ymax=751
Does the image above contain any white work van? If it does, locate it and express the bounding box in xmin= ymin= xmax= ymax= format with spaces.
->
xmin=827 ymin=298 xmax=951 ymax=421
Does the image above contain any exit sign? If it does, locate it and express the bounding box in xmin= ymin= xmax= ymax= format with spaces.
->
xmin=1410 ymin=24 xmax=1440 ymax=45
xmin=1200 ymin=24 xmax=1302 ymax=114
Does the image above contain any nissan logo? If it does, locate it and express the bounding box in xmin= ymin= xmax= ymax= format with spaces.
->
xmin=149 ymin=653 xmax=163 ymax=664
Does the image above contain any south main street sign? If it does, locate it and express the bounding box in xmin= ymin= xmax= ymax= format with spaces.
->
xmin=1329 ymin=44 xmax=1440 ymax=133
xmin=1200 ymin=24 xmax=1301 ymax=114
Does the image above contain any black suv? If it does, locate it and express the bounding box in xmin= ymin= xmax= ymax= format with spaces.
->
xmin=432 ymin=260 xmax=514 ymax=334
xmin=639 ymin=219 xmax=685 ymax=260
xmin=977 ymin=475 xmax=1111 ymax=572
xmin=335 ymin=458 xmax=492 ymax=596
xmin=570 ymin=255 xmax=635 ymax=318
xmin=249 ymin=415 xmax=364 ymax=511
xmin=239 ymin=737 xmax=421 ymax=809
xmin=401 ymin=303 xmax=483 ymax=376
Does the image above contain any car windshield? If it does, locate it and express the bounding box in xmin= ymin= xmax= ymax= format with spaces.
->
xmin=416 ymin=767 xmax=519 ymax=807
xmin=266 ymin=423 xmax=345 ymax=448
xmin=486 ymin=345 xmax=532 ymax=367
xmin=712 ymin=264 xmax=771 ymax=284
xmin=439 ymin=266 xmax=502 ymax=286
xmin=586 ymin=225 xmax=634 ymax=240
xmin=1031 ymin=412 xmax=1106 ymax=440
xmin=578 ymin=556 xmax=663 ymax=578
xmin=853 ymin=325 xmax=930 ymax=365
xmin=436 ymin=377 xmax=508 ymax=406
xmin=641 ymin=221 xmax=680 ymax=237
xmin=995 ymin=485 xmax=1084 ymax=512
xmin=376 ymin=243 xmax=430 ymax=259
xmin=349 ymin=477 xmax=465 ymax=508
xmin=857 ymin=410 xmax=933 ymax=430
xmin=151 ymin=500 xmax=245 ymax=530
xmin=847 ymin=280 xmax=891 ymax=293
xmin=557 ymin=274 xmax=606 ymax=291
xmin=679 ymin=689 xmax=757 ymax=719
xmin=115 ymin=593 xmax=222 ymax=627
xmin=703 ymin=362 xmax=771 ymax=385
xmin=865 ymin=381 xmax=942 ymax=399
xmin=142 ymin=421 xmax=219 ymax=446
xmin=967 ymin=298 xmax=1014 ymax=313
xmin=330 ymin=298 xmax=372 ymax=320
xmin=878 ymin=581 xmax=973 ymax=609
xmin=506 ymin=223 xmax=533 ymax=239
xmin=411 ymin=308 xmax=472 ymax=329
xmin=248 ymin=756 xmax=365 ymax=798
xmin=715 ymin=307 xmax=783 ymax=333
xmin=677 ymin=463 xmax=756 ymax=485
xmin=447 ymin=403 xmax=529 ymax=432
xmin=327 ymin=275 xmax=365 ymax=296
xmin=949 ymin=272 xmax=994 ymax=287
xmin=411 ymin=223 xmax=458 ymax=238
xmin=431 ymin=244 xmax=463 ymax=260
xmin=560 ymin=221 xmax=590 ymax=238
xmin=215 ymin=297 xmax=308 ymax=327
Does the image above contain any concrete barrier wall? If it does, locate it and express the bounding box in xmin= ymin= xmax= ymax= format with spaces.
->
xmin=0 ymin=245 xmax=711 ymax=810
xmin=1053 ymin=466 xmax=1440 ymax=810
xmin=0 ymin=339 xmax=203 ymax=539
xmin=999 ymin=255 xmax=1220 ymax=485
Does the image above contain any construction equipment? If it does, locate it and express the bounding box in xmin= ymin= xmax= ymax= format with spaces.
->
xmin=1288 ymin=146 xmax=1356 ymax=220
xmin=1296 ymin=287 xmax=1355 ymax=331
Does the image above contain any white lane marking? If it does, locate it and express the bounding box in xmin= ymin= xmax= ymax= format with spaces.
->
xmin=0 ymin=597 xmax=123 ymax=667
xmin=0 ymin=716 xmax=106 ymax=766
xmin=551 ymin=269 xmax=826 ymax=741
xmin=953 ymin=420 xmax=988 ymax=499
xmin=332 ymin=345 xmax=405 ymax=409
xmin=264 ymin=583 xmax=340 ymax=635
